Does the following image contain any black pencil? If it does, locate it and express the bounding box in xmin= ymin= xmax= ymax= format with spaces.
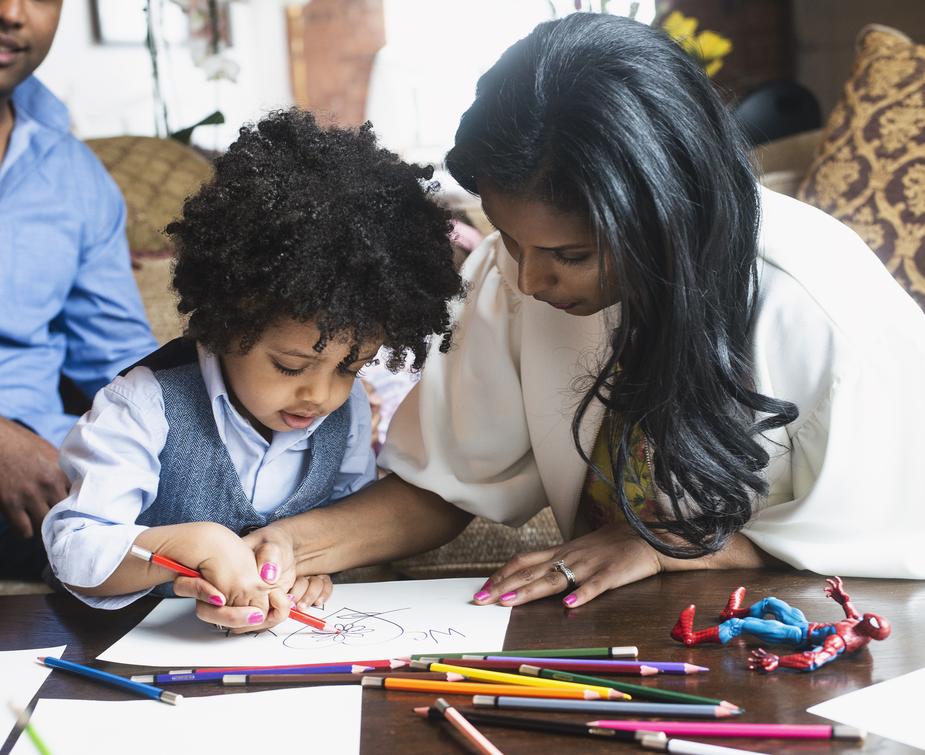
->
xmin=414 ymin=705 xmax=665 ymax=744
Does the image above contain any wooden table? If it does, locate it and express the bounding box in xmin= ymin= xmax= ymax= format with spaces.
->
xmin=2 ymin=570 xmax=923 ymax=754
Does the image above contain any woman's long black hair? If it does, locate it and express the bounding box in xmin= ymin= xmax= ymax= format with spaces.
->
xmin=446 ymin=13 xmax=798 ymax=558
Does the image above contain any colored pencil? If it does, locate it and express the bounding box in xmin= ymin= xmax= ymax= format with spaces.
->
xmin=129 ymin=545 xmax=329 ymax=631
xmin=415 ymin=704 xmax=660 ymax=745
xmin=410 ymin=645 xmax=638 ymax=661
xmin=640 ymin=733 xmax=769 ymax=755
xmin=519 ymin=665 xmax=738 ymax=708
xmin=360 ymin=676 xmax=617 ymax=699
xmin=466 ymin=656 xmax=708 ymax=674
xmin=410 ymin=660 xmax=631 ymax=700
xmin=472 ymin=695 xmax=742 ymax=718
xmin=420 ymin=698 xmax=504 ymax=755
xmin=180 ymin=659 xmax=406 ymax=672
xmin=224 ymin=671 xmax=458 ymax=686
xmin=132 ymin=664 xmax=373 ymax=684
xmin=417 ymin=709 xmax=761 ymax=755
xmin=37 ymin=656 xmax=181 ymax=705
xmin=588 ymin=721 xmax=866 ymax=740
xmin=7 ymin=703 xmax=52 ymax=755
xmin=424 ymin=657 xmax=659 ymax=676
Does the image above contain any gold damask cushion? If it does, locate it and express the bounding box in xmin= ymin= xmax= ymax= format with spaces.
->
xmin=797 ymin=25 xmax=925 ymax=309
xmin=85 ymin=136 xmax=213 ymax=344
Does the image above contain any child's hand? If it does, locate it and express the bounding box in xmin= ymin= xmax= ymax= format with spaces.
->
xmin=169 ymin=522 xmax=276 ymax=629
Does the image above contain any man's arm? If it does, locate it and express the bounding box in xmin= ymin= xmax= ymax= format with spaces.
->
xmin=246 ymin=474 xmax=473 ymax=577
xmin=0 ymin=418 xmax=68 ymax=538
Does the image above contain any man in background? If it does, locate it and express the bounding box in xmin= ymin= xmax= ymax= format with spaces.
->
xmin=0 ymin=0 xmax=157 ymax=578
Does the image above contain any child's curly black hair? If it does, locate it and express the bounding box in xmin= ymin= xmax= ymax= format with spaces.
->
xmin=167 ymin=108 xmax=464 ymax=372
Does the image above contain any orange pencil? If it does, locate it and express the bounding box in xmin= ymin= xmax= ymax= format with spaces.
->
xmin=360 ymin=676 xmax=619 ymax=699
xmin=129 ymin=545 xmax=330 ymax=631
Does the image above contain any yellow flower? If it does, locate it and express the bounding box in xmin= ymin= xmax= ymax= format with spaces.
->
xmin=704 ymin=58 xmax=724 ymax=77
xmin=696 ymin=29 xmax=733 ymax=62
xmin=662 ymin=10 xmax=698 ymax=41
xmin=661 ymin=12 xmax=732 ymax=78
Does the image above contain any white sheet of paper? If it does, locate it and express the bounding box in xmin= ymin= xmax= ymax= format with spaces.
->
xmin=807 ymin=667 xmax=925 ymax=750
xmin=98 ymin=577 xmax=511 ymax=667
xmin=0 ymin=645 xmax=65 ymax=746
xmin=9 ymin=686 xmax=361 ymax=755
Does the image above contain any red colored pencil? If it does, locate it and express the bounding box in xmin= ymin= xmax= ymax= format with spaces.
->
xmin=129 ymin=545 xmax=329 ymax=630
xmin=187 ymin=659 xmax=407 ymax=673
xmin=423 ymin=657 xmax=659 ymax=676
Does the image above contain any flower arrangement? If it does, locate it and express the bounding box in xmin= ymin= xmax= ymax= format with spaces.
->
xmin=661 ymin=10 xmax=732 ymax=77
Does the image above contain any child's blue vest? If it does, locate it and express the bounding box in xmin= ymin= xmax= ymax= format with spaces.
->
xmin=122 ymin=338 xmax=351 ymax=535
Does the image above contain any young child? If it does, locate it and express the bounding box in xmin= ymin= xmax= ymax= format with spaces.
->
xmin=41 ymin=109 xmax=463 ymax=629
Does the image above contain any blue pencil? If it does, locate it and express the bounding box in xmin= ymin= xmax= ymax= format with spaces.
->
xmin=38 ymin=656 xmax=181 ymax=705
xmin=131 ymin=663 xmax=373 ymax=684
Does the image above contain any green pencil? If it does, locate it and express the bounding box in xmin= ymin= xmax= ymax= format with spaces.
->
xmin=8 ymin=702 xmax=52 ymax=755
xmin=409 ymin=646 xmax=638 ymax=661
xmin=518 ymin=665 xmax=740 ymax=709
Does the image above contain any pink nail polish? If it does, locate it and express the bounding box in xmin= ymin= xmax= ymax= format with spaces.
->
xmin=473 ymin=590 xmax=490 ymax=602
xmin=208 ymin=595 xmax=224 ymax=606
xmin=248 ymin=611 xmax=265 ymax=625
xmin=499 ymin=591 xmax=517 ymax=602
xmin=563 ymin=594 xmax=578 ymax=606
xmin=480 ymin=578 xmax=492 ymax=591
xmin=287 ymin=594 xmax=296 ymax=607
xmin=260 ymin=562 xmax=278 ymax=583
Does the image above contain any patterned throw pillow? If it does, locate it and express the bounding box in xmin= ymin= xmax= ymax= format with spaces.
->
xmin=797 ymin=25 xmax=925 ymax=310
xmin=85 ymin=136 xmax=214 ymax=345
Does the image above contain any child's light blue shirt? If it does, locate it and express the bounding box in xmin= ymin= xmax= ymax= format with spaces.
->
xmin=42 ymin=344 xmax=377 ymax=609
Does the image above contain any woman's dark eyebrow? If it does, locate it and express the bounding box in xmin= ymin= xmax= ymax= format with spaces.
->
xmin=487 ymin=213 xmax=591 ymax=253
xmin=537 ymin=243 xmax=592 ymax=253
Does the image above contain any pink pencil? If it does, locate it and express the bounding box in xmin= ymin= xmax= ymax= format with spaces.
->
xmin=588 ymin=721 xmax=866 ymax=740
xmin=417 ymin=698 xmax=504 ymax=755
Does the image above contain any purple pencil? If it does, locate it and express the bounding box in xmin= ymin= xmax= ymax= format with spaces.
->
xmin=468 ymin=656 xmax=708 ymax=674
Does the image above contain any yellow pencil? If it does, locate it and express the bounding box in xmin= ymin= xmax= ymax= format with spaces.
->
xmin=409 ymin=660 xmax=631 ymax=700
xmin=360 ymin=676 xmax=619 ymax=699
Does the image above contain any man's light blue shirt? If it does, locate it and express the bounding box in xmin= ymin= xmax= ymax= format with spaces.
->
xmin=0 ymin=76 xmax=158 ymax=445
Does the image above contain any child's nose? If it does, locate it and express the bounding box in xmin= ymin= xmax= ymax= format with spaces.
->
xmin=297 ymin=376 xmax=331 ymax=408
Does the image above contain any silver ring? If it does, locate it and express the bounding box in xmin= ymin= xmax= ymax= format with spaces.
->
xmin=551 ymin=559 xmax=578 ymax=592
xmin=214 ymin=623 xmax=228 ymax=632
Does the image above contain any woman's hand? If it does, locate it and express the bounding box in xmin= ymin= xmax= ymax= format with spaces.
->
xmin=169 ymin=523 xmax=282 ymax=633
xmin=242 ymin=523 xmax=333 ymax=611
xmin=176 ymin=521 xmax=333 ymax=632
xmin=473 ymin=521 xmax=780 ymax=609
xmin=473 ymin=522 xmax=664 ymax=608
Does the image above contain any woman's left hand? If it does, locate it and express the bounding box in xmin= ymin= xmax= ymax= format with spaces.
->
xmin=472 ymin=522 xmax=665 ymax=608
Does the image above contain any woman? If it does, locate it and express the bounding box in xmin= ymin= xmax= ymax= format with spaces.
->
xmin=190 ymin=13 xmax=925 ymax=628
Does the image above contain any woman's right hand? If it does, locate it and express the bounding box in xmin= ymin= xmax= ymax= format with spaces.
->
xmin=174 ymin=520 xmax=320 ymax=632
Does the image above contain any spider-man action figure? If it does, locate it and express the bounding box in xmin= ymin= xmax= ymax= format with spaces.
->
xmin=670 ymin=577 xmax=891 ymax=672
